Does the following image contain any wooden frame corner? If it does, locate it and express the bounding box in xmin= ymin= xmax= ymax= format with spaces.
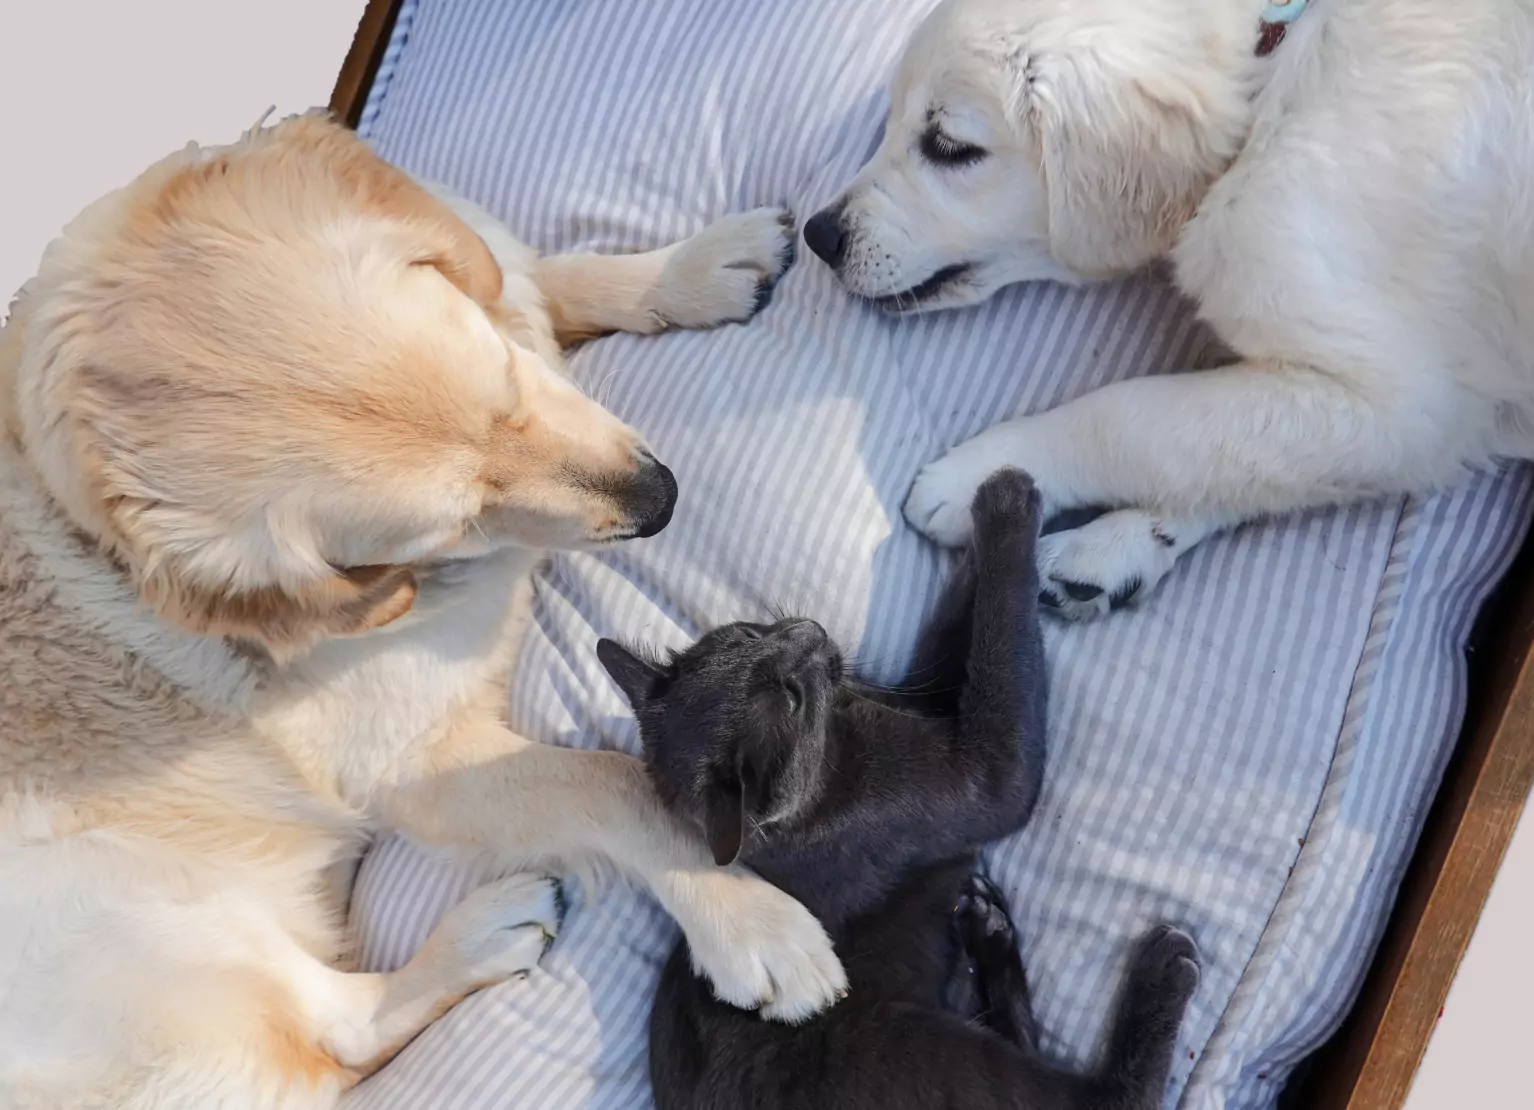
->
xmin=329 ymin=0 xmax=405 ymax=128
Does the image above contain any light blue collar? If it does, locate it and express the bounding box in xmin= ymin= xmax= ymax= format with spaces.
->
xmin=1263 ymin=0 xmax=1309 ymax=24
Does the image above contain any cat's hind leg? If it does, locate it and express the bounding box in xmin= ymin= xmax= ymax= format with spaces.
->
xmin=1084 ymin=925 xmax=1201 ymax=1110
xmin=953 ymin=873 xmax=1037 ymax=1050
xmin=840 ymin=860 xmax=980 ymax=1010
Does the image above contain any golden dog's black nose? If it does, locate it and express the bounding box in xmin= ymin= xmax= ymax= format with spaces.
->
xmin=628 ymin=451 xmax=678 ymax=539
xmin=803 ymin=206 xmax=847 ymax=268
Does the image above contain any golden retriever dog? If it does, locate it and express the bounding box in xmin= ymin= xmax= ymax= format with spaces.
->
xmin=0 ymin=114 xmax=844 ymax=1109
xmin=804 ymin=0 xmax=1534 ymax=619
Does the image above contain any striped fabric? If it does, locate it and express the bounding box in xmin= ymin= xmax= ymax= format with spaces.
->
xmin=341 ymin=2 xmax=1534 ymax=1108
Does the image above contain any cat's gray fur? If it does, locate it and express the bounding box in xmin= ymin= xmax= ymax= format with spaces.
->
xmin=598 ymin=470 xmax=1200 ymax=1110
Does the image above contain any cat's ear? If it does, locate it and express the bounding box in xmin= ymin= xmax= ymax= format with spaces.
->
xmin=703 ymin=753 xmax=766 ymax=867
xmin=703 ymin=779 xmax=746 ymax=867
xmin=597 ymin=638 xmax=671 ymax=707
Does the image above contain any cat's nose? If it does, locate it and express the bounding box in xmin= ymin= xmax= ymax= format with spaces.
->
xmin=779 ymin=619 xmax=828 ymax=647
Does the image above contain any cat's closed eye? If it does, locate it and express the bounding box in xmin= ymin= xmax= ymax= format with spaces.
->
xmin=783 ymin=678 xmax=804 ymax=715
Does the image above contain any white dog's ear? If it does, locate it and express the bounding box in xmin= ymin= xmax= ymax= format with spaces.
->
xmin=1013 ymin=50 xmax=1248 ymax=277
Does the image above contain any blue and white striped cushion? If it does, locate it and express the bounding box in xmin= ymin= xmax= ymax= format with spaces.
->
xmin=341 ymin=2 xmax=1534 ymax=1107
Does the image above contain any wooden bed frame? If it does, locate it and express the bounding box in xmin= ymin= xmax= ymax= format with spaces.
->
xmin=329 ymin=3 xmax=1534 ymax=1106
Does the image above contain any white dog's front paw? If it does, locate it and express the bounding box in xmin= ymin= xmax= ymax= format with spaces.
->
xmin=905 ymin=464 xmax=981 ymax=546
xmin=647 ymin=207 xmax=796 ymax=330
xmin=675 ymin=869 xmax=846 ymax=1023
xmin=430 ymin=873 xmax=566 ymax=989
xmin=1037 ymin=510 xmax=1180 ymax=621
xmin=907 ymin=428 xmax=1055 ymax=546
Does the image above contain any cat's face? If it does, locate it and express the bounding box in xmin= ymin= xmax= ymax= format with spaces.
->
xmin=597 ymin=618 xmax=843 ymax=866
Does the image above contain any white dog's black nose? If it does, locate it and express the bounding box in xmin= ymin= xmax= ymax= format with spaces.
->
xmin=803 ymin=206 xmax=847 ymax=269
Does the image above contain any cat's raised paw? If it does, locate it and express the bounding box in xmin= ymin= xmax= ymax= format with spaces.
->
xmin=970 ymin=469 xmax=1041 ymax=539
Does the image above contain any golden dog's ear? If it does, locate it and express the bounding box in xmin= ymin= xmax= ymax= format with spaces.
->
xmin=268 ymin=115 xmax=504 ymax=310
xmin=404 ymin=210 xmax=504 ymax=313
xmin=139 ymin=557 xmax=419 ymax=663
xmin=67 ymin=361 xmax=422 ymax=662
xmin=1019 ymin=52 xmax=1247 ymax=277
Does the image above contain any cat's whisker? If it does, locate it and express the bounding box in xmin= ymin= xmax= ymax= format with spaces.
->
xmin=842 ymin=650 xmax=957 ymax=685
xmin=817 ymin=747 xmax=849 ymax=783
xmin=840 ymin=684 xmax=931 ymax=721
xmin=848 ymin=677 xmax=962 ymax=697
xmin=899 ymin=655 xmax=960 ymax=680
xmin=845 ymin=677 xmax=915 ymax=693
xmin=761 ymin=598 xmax=799 ymax=625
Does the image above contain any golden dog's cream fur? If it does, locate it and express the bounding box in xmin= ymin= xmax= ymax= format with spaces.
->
xmin=0 ymin=115 xmax=843 ymax=1109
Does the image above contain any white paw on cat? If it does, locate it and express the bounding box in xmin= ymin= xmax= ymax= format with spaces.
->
xmin=647 ymin=207 xmax=797 ymax=330
xmin=1036 ymin=509 xmax=1182 ymax=621
xmin=674 ymin=867 xmax=848 ymax=1024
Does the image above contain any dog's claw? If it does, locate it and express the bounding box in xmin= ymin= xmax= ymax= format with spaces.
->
xmin=549 ymin=877 xmax=568 ymax=932
xmin=1107 ymin=577 xmax=1143 ymax=610
xmin=778 ymin=237 xmax=797 ymax=273
xmin=752 ymin=278 xmax=777 ymax=315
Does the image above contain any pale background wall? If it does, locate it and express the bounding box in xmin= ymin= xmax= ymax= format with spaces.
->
xmin=0 ymin=2 xmax=1527 ymax=1106
xmin=0 ymin=0 xmax=362 ymax=298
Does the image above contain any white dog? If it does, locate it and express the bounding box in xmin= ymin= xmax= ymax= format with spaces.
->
xmin=0 ymin=116 xmax=843 ymax=1109
xmin=803 ymin=0 xmax=1534 ymax=618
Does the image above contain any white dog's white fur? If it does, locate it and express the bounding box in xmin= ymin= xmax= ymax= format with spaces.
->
xmin=818 ymin=0 xmax=1534 ymax=618
xmin=0 ymin=117 xmax=843 ymax=1109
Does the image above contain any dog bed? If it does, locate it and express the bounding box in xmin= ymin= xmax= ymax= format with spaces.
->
xmin=341 ymin=1 xmax=1534 ymax=1107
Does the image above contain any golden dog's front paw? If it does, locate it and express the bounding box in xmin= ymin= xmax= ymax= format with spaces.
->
xmin=671 ymin=866 xmax=847 ymax=1023
xmin=645 ymin=207 xmax=796 ymax=330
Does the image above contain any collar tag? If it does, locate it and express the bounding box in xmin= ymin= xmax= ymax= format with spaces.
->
xmin=1258 ymin=0 xmax=1309 ymax=56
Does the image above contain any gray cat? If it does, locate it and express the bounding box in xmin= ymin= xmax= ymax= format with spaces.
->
xmin=598 ymin=470 xmax=1200 ymax=1110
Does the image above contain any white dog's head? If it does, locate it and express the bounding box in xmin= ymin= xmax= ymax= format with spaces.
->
xmin=803 ymin=0 xmax=1261 ymax=311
